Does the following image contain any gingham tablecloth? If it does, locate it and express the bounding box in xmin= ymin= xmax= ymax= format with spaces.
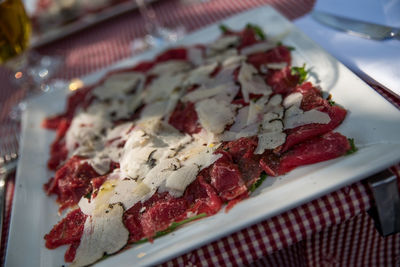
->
xmin=1 ymin=0 xmax=400 ymax=266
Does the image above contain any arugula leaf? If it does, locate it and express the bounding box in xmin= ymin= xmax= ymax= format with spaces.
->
xmin=84 ymin=191 xmax=92 ymax=199
xmin=249 ymin=172 xmax=267 ymax=192
xmin=246 ymin=23 xmax=266 ymax=40
xmin=286 ymin=45 xmax=295 ymax=51
xmin=133 ymin=213 xmax=207 ymax=244
xmin=291 ymin=64 xmax=308 ymax=84
xmin=219 ymin=24 xmax=231 ymax=34
xmin=276 ymin=41 xmax=295 ymax=51
xmin=328 ymin=99 xmax=336 ymax=106
xmin=346 ymin=138 xmax=358 ymax=155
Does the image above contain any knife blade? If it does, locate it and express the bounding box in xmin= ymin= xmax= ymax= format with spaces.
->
xmin=312 ymin=10 xmax=400 ymax=41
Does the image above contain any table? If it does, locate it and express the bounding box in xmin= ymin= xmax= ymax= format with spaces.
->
xmin=1 ymin=0 xmax=400 ymax=265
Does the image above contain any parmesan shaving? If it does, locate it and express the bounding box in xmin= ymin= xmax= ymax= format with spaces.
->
xmin=72 ymin=203 xmax=129 ymax=267
xmin=238 ymin=62 xmax=272 ymax=103
xmin=195 ymin=98 xmax=235 ymax=134
xmin=240 ymin=41 xmax=276 ymax=55
xmin=208 ymin=35 xmax=240 ymax=51
xmin=284 ymin=106 xmax=331 ymax=129
xmin=92 ymin=72 xmax=145 ymax=100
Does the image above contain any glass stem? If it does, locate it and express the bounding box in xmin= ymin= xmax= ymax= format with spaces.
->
xmin=135 ymin=0 xmax=161 ymax=36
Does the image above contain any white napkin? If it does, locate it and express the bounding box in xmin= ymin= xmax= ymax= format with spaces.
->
xmin=294 ymin=0 xmax=400 ymax=96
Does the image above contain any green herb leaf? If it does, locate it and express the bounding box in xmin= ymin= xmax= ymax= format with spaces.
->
xmin=328 ymin=99 xmax=336 ymax=106
xmin=246 ymin=23 xmax=266 ymax=40
xmin=286 ymin=45 xmax=295 ymax=51
xmin=291 ymin=64 xmax=308 ymax=84
xmin=84 ymin=191 xmax=92 ymax=199
xmin=346 ymin=138 xmax=358 ymax=155
xmin=133 ymin=213 xmax=207 ymax=244
xmin=219 ymin=24 xmax=231 ymax=34
xmin=249 ymin=172 xmax=267 ymax=192
xmin=276 ymin=41 xmax=295 ymax=51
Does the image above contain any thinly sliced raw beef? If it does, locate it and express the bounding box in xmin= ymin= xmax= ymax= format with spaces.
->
xmin=279 ymin=83 xmax=347 ymax=153
xmin=261 ymin=132 xmax=351 ymax=176
xmin=247 ymin=46 xmax=291 ymax=70
xmin=44 ymin=156 xmax=100 ymax=210
xmin=169 ymin=101 xmax=201 ymax=134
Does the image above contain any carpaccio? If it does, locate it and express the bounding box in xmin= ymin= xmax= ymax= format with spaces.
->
xmin=42 ymin=24 xmax=353 ymax=266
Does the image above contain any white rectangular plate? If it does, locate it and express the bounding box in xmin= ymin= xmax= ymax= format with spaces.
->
xmin=6 ymin=6 xmax=400 ymax=267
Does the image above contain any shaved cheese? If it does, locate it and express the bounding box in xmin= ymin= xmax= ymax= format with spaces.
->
xmin=144 ymin=73 xmax=185 ymax=103
xmin=184 ymin=62 xmax=218 ymax=86
xmin=72 ymin=203 xmax=129 ymax=267
xmin=119 ymin=129 xmax=152 ymax=179
xmin=165 ymin=152 xmax=221 ymax=196
xmin=247 ymin=98 xmax=266 ymax=126
xmin=110 ymin=180 xmax=152 ymax=210
xmin=255 ymin=132 xmax=286 ymax=154
xmin=264 ymin=95 xmax=284 ymax=118
xmin=65 ymin=109 xmax=111 ymax=156
xmin=262 ymin=118 xmax=284 ymax=132
xmin=78 ymin=197 xmax=93 ymax=216
xmin=264 ymin=62 xmax=287 ymax=69
xmin=222 ymin=55 xmax=246 ymax=67
xmin=221 ymin=123 xmax=259 ymax=141
xmin=120 ymin=145 xmax=158 ymax=179
xmin=284 ymin=106 xmax=331 ymax=129
xmin=229 ymin=106 xmax=249 ymax=132
xmin=187 ymin=46 xmax=204 ymax=66
xmin=92 ymin=72 xmax=145 ymax=100
xmin=208 ymin=35 xmax=240 ymax=51
xmin=163 ymin=92 xmax=181 ymax=121
xmin=156 ymin=123 xmax=189 ymax=147
xmin=149 ymin=60 xmax=191 ymax=75
xmin=106 ymin=122 xmax=133 ymax=142
xmin=266 ymin=94 xmax=283 ymax=109
xmin=88 ymin=155 xmax=111 ymax=175
xmin=240 ymin=41 xmax=276 ymax=55
xmin=205 ymin=48 xmax=238 ymax=64
xmin=183 ymin=82 xmax=238 ymax=103
xmin=238 ymin=62 xmax=272 ymax=103
xmin=283 ymin=92 xmax=302 ymax=108
xmin=195 ymin=98 xmax=235 ymax=134
xmin=142 ymin=158 xmax=181 ymax=190
xmin=140 ymin=100 xmax=169 ymax=120
xmin=79 ymin=178 xmax=153 ymax=217
xmin=199 ymin=58 xmax=240 ymax=89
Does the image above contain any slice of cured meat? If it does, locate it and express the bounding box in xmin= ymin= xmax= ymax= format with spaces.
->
xmin=260 ymin=132 xmax=351 ymax=176
xmin=140 ymin=198 xmax=189 ymax=239
xmin=44 ymin=209 xmax=87 ymax=249
xmin=168 ymin=101 xmax=201 ymax=134
xmin=266 ymin=66 xmax=299 ymax=95
xmin=247 ymin=46 xmax=291 ymax=70
xmin=184 ymin=175 xmax=222 ymax=216
xmin=209 ymin=156 xmax=247 ymax=201
xmin=44 ymin=156 xmax=100 ymax=211
xmin=279 ymin=83 xmax=347 ymax=153
xmin=219 ymin=137 xmax=263 ymax=186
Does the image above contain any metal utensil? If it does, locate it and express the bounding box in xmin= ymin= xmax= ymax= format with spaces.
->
xmin=0 ymin=132 xmax=19 ymax=246
xmin=312 ymin=10 xmax=400 ymax=41
xmin=367 ymin=169 xmax=400 ymax=236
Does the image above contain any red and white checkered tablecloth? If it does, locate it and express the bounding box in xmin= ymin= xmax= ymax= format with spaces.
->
xmin=1 ymin=0 xmax=400 ymax=266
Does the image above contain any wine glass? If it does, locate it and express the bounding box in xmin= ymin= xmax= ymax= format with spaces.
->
xmin=131 ymin=0 xmax=186 ymax=53
xmin=0 ymin=0 xmax=61 ymax=119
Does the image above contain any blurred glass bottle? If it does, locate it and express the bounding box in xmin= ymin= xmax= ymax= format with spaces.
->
xmin=0 ymin=0 xmax=31 ymax=64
